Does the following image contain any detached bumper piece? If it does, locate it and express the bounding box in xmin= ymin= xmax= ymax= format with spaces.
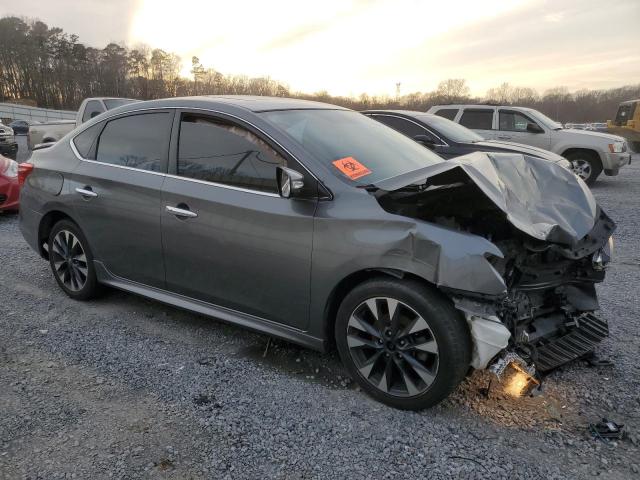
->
xmin=534 ymin=313 xmax=608 ymax=372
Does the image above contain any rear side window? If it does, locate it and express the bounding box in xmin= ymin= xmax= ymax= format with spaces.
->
xmin=177 ymin=114 xmax=286 ymax=193
xmin=371 ymin=115 xmax=427 ymax=139
xmin=460 ymin=109 xmax=493 ymax=130
xmin=95 ymin=113 xmax=171 ymax=172
xmin=82 ymin=100 xmax=105 ymax=122
xmin=72 ymin=122 xmax=104 ymax=159
xmin=434 ymin=109 xmax=458 ymax=121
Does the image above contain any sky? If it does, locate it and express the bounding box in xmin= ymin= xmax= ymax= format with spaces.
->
xmin=1 ymin=0 xmax=639 ymax=97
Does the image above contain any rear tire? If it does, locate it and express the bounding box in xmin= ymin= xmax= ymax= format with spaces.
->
xmin=565 ymin=151 xmax=602 ymax=186
xmin=335 ymin=278 xmax=471 ymax=410
xmin=48 ymin=220 xmax=100 ymax=300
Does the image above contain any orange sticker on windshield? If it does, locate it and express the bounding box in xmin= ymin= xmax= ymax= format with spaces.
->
xmin=332 ymin=157 xmax=372 ymax=180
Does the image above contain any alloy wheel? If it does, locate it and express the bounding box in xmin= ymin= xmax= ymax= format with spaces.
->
xmin=346 ymin=297 xmax=439 ymax=397
xmin=570 ymin=158 xmax=592 ymax=182
xmin=51 ymin=230 xmax=89 ymax=292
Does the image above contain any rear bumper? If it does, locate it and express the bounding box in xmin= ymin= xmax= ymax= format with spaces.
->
xmin=0 ymin=175 xmax=20 ymax=211
xmin=19 ymin=205 xmax=43 ymax=255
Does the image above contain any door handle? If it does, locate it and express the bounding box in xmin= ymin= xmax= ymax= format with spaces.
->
xmin=496 ymin=135 xmax=512 ymax=140
xmin=75 ymin=187 xmax=98 ymax=198
xmin=166 ymin=205 xmax=198 ymax=218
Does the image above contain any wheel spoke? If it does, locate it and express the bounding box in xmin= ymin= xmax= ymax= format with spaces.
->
xmin=358 ymin=351 xmax=383 ymax=379
xmin=400 ymin=352 xmax=436 ymax=386
xmin=348 ymin=314 xmax=382 ymax=339
xmin=410 ymin=338 xmax=438 ymax=354
xmin=347 ymin=332 xmax=382 ymax=349
xmin=393 ymin=356 xmax=420 ymax=396
xmin=377 ymin=357 xmax=394 ymax=393
xmin=52 ymin=230 xmax=88 ymax=292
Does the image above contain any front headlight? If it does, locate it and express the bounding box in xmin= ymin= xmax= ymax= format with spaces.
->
xmin=592 ymin=235 xmax=614 ymax=270
xmin=608 ymin=141 xmax=625 ymax=153
xmin=3 ymin=159 xmax=18 ymax=178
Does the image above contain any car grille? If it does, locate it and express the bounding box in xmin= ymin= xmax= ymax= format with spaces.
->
xmin=535 ymin=313 xmax=609 ymax=372
xmin=0 ymin=194 xmax=7 ymax=205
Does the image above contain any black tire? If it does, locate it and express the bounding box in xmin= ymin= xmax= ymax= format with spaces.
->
xmin=565 ymin=151 xmax=602 ymax=186
xmin=48 ymin=219 xmax=100 ymax=300
xmin=335 ymin=277 xmax=471 ymax=410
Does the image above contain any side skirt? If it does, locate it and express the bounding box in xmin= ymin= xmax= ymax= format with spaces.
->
xmin=94 ymin=261 xmax=326 ymax=352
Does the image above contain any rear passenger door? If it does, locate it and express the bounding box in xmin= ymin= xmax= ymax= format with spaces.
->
xmin=160 ymin=111 xmax=317 ymax=329
xmin=68 ymin=110 xmax=174 ymax=288
xmin=459 ymin=108 xmax=496 ymax=140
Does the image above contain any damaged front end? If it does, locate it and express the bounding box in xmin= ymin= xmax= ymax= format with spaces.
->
xmin=371 ymin=152 xmax=615 ymax=377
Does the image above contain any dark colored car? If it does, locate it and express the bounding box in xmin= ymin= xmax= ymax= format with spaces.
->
xmin=363 ymin=110 xmax=571 ymax=168
xmin=0 ymin=124 xmax=18 ymax=160
xmin=19 ymin=96 xmax=614 ymax=410
xmin=0 ymin=154 xmax=20 ymax=211
xmin=9 ymin=120 xmax=32 ymax=135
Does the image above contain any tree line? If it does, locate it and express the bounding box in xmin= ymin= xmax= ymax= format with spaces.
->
xmin=1 ymin=16 xmax=637 ymax=122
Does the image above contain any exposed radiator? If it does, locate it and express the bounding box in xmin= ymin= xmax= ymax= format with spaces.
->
xmin=535 ymin=313 xmax=609 ymax=372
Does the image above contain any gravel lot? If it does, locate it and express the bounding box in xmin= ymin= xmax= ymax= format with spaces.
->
xmin=1 ymin=145 xmax=639 ymax=479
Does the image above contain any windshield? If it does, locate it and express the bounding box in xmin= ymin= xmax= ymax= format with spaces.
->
xmin=528 ymin=109 xmax=563 ymax=129
xmin=416 ymin=114 xmax=484 ymax=143
xmin=261 ymin=109 xmax=443 ymax=185
xmin=103 ymin=98 xmax=138 ymax=110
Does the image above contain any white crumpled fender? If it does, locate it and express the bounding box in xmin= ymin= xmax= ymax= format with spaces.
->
xmin=465 ymin=314 xmax=511 ymax=369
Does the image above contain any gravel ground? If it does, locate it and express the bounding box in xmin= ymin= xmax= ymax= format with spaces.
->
xmin=1 ymin=149 xmax=639 ymax=479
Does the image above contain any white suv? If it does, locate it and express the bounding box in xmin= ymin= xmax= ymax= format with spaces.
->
xmin=427 ymin=105 xmax=631 ymax=185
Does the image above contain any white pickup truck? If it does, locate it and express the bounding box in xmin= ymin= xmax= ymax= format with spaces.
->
xmin=28 ymin=97 xmax=138 ymax=150
xmin=427 ymin=104 xmax=632 ymax=185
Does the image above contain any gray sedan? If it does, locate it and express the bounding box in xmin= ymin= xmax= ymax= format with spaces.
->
xmin=19 ymin=96 xmax=614 ymax=409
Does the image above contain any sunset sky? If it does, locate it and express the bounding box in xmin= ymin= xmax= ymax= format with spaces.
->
xmin=2 ymin=0 xmax=639 ymax=97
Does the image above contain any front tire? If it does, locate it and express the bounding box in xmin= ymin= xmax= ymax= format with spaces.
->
xmin=566 ymin=151 xmax=602 ymax=186
xmin=48 ymin=220 xmax=99 ymax=300
xmin=335 ymin=278 xmax=471 ymax=410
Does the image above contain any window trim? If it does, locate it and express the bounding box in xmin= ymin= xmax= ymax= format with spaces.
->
xmin=498 ymin=109 xmax=543 ymax=133
xmin=366 ymin=114 xmax=449 ymax=147
xmin=70 ymin=106 xmax=327 ymax=199
xmin=459 ymin=108 xmax=495 ymax=130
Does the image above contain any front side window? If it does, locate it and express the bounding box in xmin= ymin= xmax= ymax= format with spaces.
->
xmin=95 ymin=113 xmax=171 ymax=172
xmin=459 ymin=109 xmax=493 ymax=130
xmin=177 ymin=114 xmax=286 ymax=193
xmin=434 ymin=108 xmax=458 ymax=121
xmin=82 ymin=100 xmax=105 ymax=122
xmin=499 ymin=111 xmax=540 ymax=131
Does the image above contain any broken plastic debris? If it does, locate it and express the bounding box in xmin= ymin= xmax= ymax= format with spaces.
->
xmin=589 ymin=418 xmax=625 ymax=441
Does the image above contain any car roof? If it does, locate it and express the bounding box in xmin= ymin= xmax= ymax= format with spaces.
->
xmin=111 ymin=95 xmax=348 ymax=114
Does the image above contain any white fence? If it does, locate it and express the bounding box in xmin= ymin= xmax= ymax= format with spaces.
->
xmin=0 ymin=103 xmax=76 ymax=123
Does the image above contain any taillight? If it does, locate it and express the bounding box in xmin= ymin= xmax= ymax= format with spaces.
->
xmin=18 ymin=162 xmax=34 ymax=186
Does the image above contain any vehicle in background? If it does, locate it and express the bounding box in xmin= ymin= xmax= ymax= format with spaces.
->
xmin=0 ymin=122 xmax=18 ymax=160
xmin=9 ymin=119 xmax=36 ymax=135
xmin=427 ymin=104 xmax=631 ymax=185
xmin=363 ymin=110 xmax=572 ymax=169
xmin=587 ymin=122 xmax=608 ymax=132
xmin=0 ymin=154 xmax=20 ymax=211
xmin=28 ymin=97 xmax=138 ymax=149
xmin=19 ymin=96 xmax=614 ymax=410
xmin=608 ymin=99 xmax=640 ymax=152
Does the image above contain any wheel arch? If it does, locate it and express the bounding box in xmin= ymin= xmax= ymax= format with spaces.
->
xmin=38 ymin=209 xmax=79 ymax=259
xmin=561 ymin=147 xmax=603 ymax=167
xmin=322 ymin=268 xmax=444 ymax=351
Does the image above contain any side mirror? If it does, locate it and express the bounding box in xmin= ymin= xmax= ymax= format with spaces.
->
xmin=526 ymin=123 xmax=544 ymax=134
xmin=276 ymin=166 xmax=304 ymax=198
xmin=414 ymin=135 xmax=437 ymax=150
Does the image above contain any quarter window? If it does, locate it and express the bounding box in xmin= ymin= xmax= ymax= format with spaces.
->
xmin=459 ymin=109 xmax=493 ymax=130
xmin=499 ymin=111 xmax=539 ymax=131
xmin=95 ymin=113 xmax=171 ymax=172
xmin=177 ymin=114 xmax=286 ymax=193
xmin=73 ymin=122 xmax=103 ymax=159
xmin=82 ymin=100 xmax=105 ymax=122
xmin=434 ymin=109 xmax=458 ymax=121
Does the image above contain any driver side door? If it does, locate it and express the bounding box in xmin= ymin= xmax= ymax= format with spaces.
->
xmin=497 ymin=109 xmax=551 ymax=150
xmin=160 ymin=111 xmax=318 ymax=329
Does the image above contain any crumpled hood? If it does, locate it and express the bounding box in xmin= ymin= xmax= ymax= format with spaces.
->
xmin=372 ymin=152 xmax=598 ymax=245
